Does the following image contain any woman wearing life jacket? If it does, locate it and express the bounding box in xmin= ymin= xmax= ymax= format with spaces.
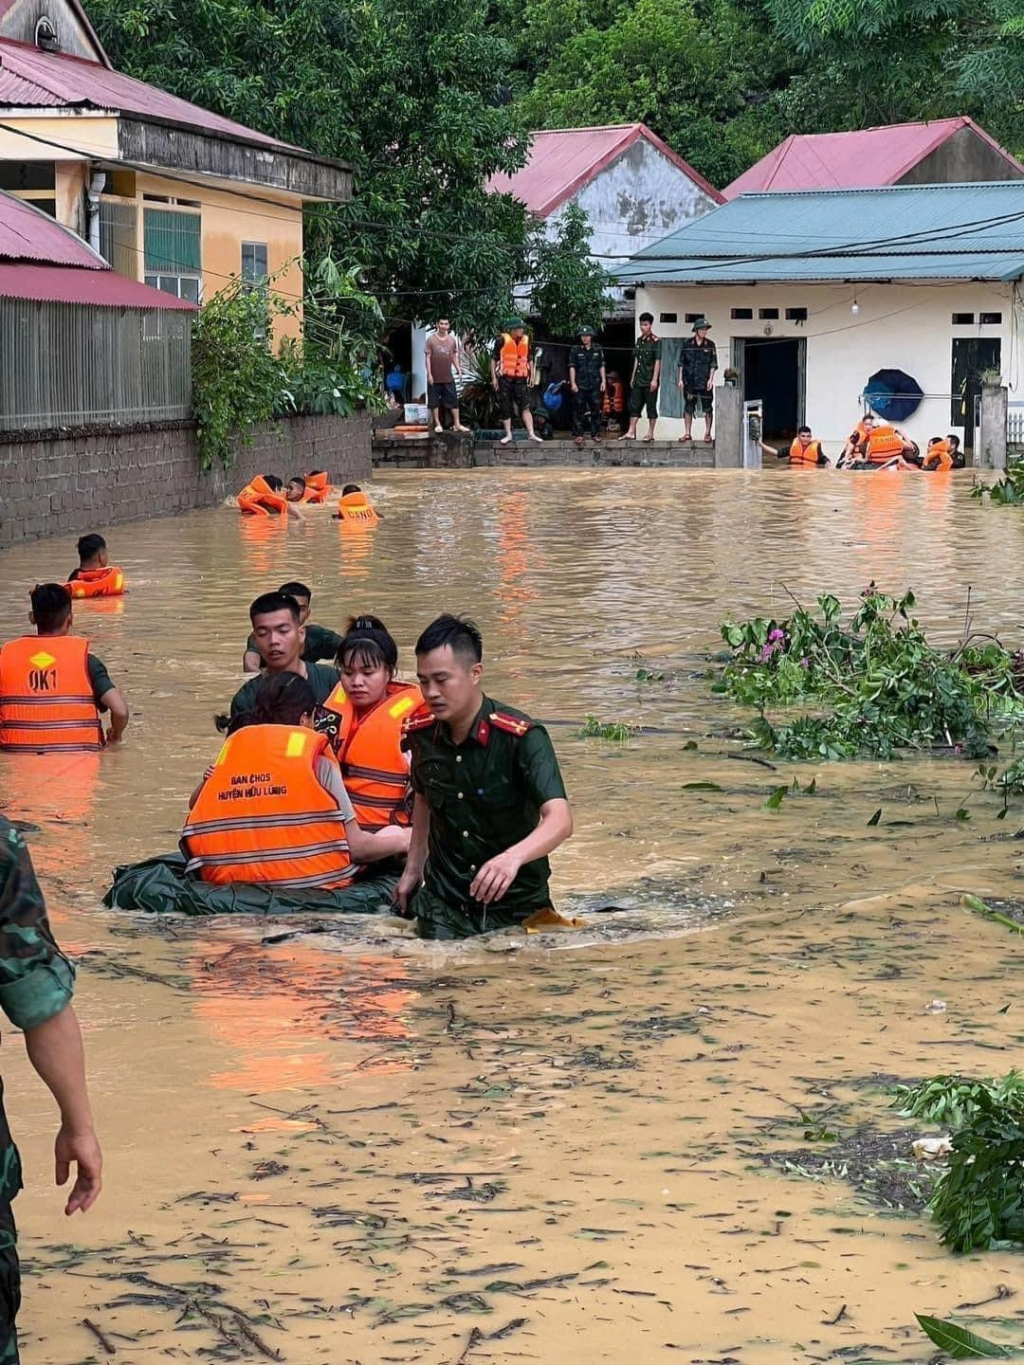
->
xmin=316 ymin=616 xmax=419 ymax=834
xmin=66 ymin=533 xmax=126 ymax=598
xmin=236 ymin=474 xmax=303 ymax=518
xmin=183 ymin=671 xmax=407 ymax=890
xmin=332 ymin=484 xmax=380 ymax=528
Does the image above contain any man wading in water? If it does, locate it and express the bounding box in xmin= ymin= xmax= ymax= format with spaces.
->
xmin=396 ymin=615 xmax=573 ymax=938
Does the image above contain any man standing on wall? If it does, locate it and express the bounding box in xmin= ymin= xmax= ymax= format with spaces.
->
xmin=621 ymin=313 xmax=661 ymax=442
xmin=568 ymin=326 xmax=607 ymax=446
xmin=491 ymin=318 xmax=543 ymax=446
xmin=678 ymin=318 xmax=718 ymax=444
xmin=425 ymin=319 xmax=469 ymax=435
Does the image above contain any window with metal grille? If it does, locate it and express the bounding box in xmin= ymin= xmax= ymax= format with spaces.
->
xmin=99 ymin=198 xmax=138 ymax=278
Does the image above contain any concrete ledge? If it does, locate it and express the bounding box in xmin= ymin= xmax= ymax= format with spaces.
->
xmin=372 ymin=433 xmax=716 ymax=470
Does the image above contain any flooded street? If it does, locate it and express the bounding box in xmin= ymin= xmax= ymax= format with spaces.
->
xmin=2 ymin=467 xmax=1024 ymax=1362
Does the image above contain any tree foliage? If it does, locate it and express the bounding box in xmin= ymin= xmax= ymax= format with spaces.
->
xmin=530 ymin=205 xmax=611 ymax=339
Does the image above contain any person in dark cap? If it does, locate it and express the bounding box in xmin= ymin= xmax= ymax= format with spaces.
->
xmin=491 ymin=317 xmax=542 ymax=446
xmin=678 ymin=317 xmax=718 ymax=444
xmin=568 ymin=326 xmax=607 ymax=446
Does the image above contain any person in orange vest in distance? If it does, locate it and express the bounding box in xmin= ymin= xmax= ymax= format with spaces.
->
xmin=770 ymin=425 xmax=829 ymax=467
xmin=316 ymin=616 xmax=420 ymax=837
xmin=0 ymin=584 xmax=128 ymax=752
xmin=184 ymin=671 xmax=408 ymax=890
xmin=864 ymin=421 xmax=917 ymax=467
xmin=302 ymin=471 xmax=333 ymax=504
xmin=922 ymin=436 xmax=954 ymax=471
xmin=66 ymin=533 xmax=125 ymax=599
xmin=332 ymin=484 xmax=380 ymax=527
xmin=236 ymin=473 xmax=304 ymax=518
xmin=838 ymin=415 xmax=874 ymax=467
xmin=491 ymin=317 xmax=543 ymax=447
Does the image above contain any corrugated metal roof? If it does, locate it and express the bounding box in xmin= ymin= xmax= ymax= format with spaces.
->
xmin=0 ymin=36 xmax=301 ymax=151
xmin=615 ymin=181 xmax=1024 ymax=284
xmin=0 ymin=261 xmax=196 ymax=307
xmin=724 ymin=118 xmax=1024 ymax=198
xmin=0 ymin=188 xmax=105 ymax=267
xmin=487 ymin=123 xmax=722 ymax=216
xmin=0 ymin=63 xmax=62 ymax=103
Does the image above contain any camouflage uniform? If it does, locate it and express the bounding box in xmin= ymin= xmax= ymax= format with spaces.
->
xmin=0 ymin=819 xmax=77 ymax=1363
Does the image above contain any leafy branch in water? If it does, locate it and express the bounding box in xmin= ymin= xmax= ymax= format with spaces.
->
xmin=716 ymin=589 xmax=1024 ymax=761
xmin=893 ymin=1072 xmax=1024 ymax=1129
xmin=971 ymin=460 xmax=1024 ymax=505
xmin=578 ymin=714 xmax=636 ymax=741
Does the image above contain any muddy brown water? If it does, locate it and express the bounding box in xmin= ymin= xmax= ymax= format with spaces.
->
xmin=2 ymin=468 xmax=1024 ymax=1363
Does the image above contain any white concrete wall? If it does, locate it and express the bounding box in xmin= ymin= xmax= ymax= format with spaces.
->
xmin=635 ymin=280 xmax=1018 ymax=448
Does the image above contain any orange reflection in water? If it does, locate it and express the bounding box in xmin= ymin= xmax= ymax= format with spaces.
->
xmin=186 ymin=941 xmax=419 ymax=1092
xmin=496 ymin=492 xmax=539 ymax=638
xmin=338 ymin=524 xmax=375 ymax=583
xmin=239 ymin=512 xmax=291 ymax=579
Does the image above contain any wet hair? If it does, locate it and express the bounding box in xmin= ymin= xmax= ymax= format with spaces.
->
xmin=287 ymin=475 xmax=306 ymax=491
xmin=337 ymin=614 xmax=398 ymax=675
xmin=249 ymin=591 xmax=301 ymax=624
xmin=928 ymin=436 xmax=942 ymax=446
xmin=797 ymin=426 xmax=811 ymax=436
xmin=263 ymin=474 xmax=285 ymax=492
xmin=342 ymin=484 xmax=361 ymax=495
xmin=227 ymin=671 xmax=317 ymax=735
xmin=31 ymin=582 xmax=72 ymax=633
xmin=947 ymin=434 xmax=961 ymax=448
xmin=309 ymin=469 xmax=325 ymax=477
xmin=77 ymin=533 xmax=106 ymax=563
xmin=639 ymin=312 xmax=654 ymax=325
xmin=278 ymin=580 xmax=312 ymax=604
xmin=415 ymin=613 xmax=482 ymax=664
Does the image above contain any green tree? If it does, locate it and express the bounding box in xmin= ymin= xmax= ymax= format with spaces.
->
xmin=530 ymin=204 xmax=610 ymax=337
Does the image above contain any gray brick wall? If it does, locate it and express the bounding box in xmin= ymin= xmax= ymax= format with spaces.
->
xmin=0 ymin=414 xmax=372 ymax=549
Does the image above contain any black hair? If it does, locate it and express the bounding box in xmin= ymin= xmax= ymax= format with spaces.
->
xmin=639 ymin=312 xmax=654 ymax=325
xmin=947 ymin=434 xmax=961 ymax=447
xmin=415 ymin=613 xmax=482 ymax=663
xmin=77 ymin=533 xmax=106 ymax=563
xmin=337 ymin=614 xmax=398 ymax=675
xmin=287 ymin=475 xmax=306 ymax=489
xmin=928 ymin=436 xmax=942 ymax=445
xmin=342 ymin=483 xmax=361 ymax=495
xmin=227 ymin=671 xmax=317 ymax=734
xmin=31 ymin=582 xmax=72 ymax=633
xmin=249 ymin=591 xmax=301 ymax=624
xmin=797 ymin=426 xmax=811 ymax=436
xmin=278 ymin=581 xmax=312 ymax=603
xmin=263 ymin=474 xmax=284 ymax=492
xmin=309 ymin=469 xmax=325 ymax=477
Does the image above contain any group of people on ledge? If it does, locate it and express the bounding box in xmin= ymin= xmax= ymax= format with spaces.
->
xmin=0 ymin=530 xmax=572 ymax=939
xmin=765 ymin=415 xmax=964 ymax=471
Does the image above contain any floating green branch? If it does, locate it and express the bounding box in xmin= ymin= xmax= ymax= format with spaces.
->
xmin=578 ymin=714 xmax=636 ymax=741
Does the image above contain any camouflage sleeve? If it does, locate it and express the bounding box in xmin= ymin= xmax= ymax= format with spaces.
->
xmin=0 ymin=822 xmax=75 ymax=1032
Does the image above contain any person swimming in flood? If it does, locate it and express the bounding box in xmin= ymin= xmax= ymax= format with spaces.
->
xmin=332 ymin=485 xmax=379 ymax=527
xmin=184 ymin=671 xmax=408 ymax=890
xmin=66 ymin=533 xmax=126 ymax=598
xmin=236 ymin=474 xmax=304 ymax=518
xmin=242 ymin=582 xmax=343 ymax=674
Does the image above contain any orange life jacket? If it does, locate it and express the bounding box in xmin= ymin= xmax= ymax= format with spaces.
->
xmin=337 ymin=490 xmax=379 ymax=528
xmin=303 ymin=471 xmax=331 ymax=504
xmin=789 ymin=438 xmax=824 ymax=466
xmin=181 ymin=725 xmax=355 ymax=890
xmin=923 ymin=440 xmax=953 ymax=472
xmin=499 ymin=332 xmax=530 ymax=380
xmin=602 ymin=378 xmax=625 ymax=416
xmin=319 ymin=682 xmax=420 ymax=828
xmin=0 ymin=635 xmax=103 ymax=753
xmin=67 ymin=566 xmax=125 ymax=599
xmin=865 ymin=425 xmax=905 ymax=463
xmin=238 ymin=475 xmax=288 ymax=516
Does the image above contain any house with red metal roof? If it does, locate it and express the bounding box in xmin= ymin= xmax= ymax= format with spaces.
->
xmin=724 ymin=117 xmax=1024 ymax=200
xmin=0 ymin=187 xmax=195 ymax=429
xmin=0 ymin=0 xmax=351 ymax=342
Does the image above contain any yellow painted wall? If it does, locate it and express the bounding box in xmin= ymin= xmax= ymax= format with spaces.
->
xmin=0 ymin=113 xmax=118 ymax=161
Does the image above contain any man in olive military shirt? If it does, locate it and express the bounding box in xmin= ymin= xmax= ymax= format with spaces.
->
xmin=568 ymin=325 xmax=607 ymax=445
xmin=230 ymin=592 xmax=339 ymax=721
xmin=397 ymin=615 xmax=573 ymax=939
xmin=242 ymin=581 xmax=343 ymax=673
xmin=622 ymin=312 xmax=662 ymax=442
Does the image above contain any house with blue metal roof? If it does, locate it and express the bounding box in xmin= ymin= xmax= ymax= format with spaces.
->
xmin=614 ymin=181 xmax=1021 ymax=450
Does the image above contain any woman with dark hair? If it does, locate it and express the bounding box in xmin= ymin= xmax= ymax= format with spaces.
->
xmin=183 ymin=671 xmax=407 ymax=890
xmin=316 ymin=617 xmax=422 ymax=835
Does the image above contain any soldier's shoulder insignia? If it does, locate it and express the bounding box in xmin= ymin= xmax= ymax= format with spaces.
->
xmin=401 ymin=704 xmax=436 ymax=739
xmin=490 ymin=711 xmax=533 ymax=737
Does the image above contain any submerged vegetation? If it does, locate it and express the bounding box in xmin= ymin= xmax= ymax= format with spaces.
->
xmin=972 ymin=460 xmax=1024 ymax=505
xmin=717 ymin=589 xmax=1024 ymax=761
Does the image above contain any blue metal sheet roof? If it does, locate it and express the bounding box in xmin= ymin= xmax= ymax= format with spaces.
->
xmin=615 ymin=181 xmax=1024 ymax=284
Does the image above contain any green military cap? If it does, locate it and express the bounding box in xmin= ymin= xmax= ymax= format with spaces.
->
xmin=505 ymin=316 xmax=525 ymax=329
xmin=580 ymin=325 xmax=597 ymax=337
xmin=692 ymin=317 xmax=712 ymax=332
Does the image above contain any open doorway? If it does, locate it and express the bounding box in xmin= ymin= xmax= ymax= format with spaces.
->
xmin=951 ymin=337 xmax=1000 ymax=453
xmin=732 ymin=337 xmax=805 ymax=442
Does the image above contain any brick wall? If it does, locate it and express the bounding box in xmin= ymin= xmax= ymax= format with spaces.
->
xmin=0 ymin=413 xmax=371 ymax=549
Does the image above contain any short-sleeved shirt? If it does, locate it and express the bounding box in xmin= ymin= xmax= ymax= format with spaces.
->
xmin=568 ymin=343 xmax=606 ymax=391
xmin=425 ymin=334 xmax=459 ymax=385
xmin=0 ymin=819 xmax=75 ymax=1036
xmin=245 ymin=622 xmax=344 ymax=667
xmin=230 ymin=662 xmax=340 ymax=721
xmin=404 ymin=695 xmax=568 ymax=916
xmin=87 ymin=654 xmax=115 ymax=711
xmin=633 ymin=334 xmax=662 ymax=387
xmin=679 ymin=337 xmax=718 ymax=390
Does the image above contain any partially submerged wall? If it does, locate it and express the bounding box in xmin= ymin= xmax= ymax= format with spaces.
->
xmin=0 ymin=412 xmax=371 ymax=549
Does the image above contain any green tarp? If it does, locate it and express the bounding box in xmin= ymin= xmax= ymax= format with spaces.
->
xmin=103 ymin=854 xmax=398 ymax=918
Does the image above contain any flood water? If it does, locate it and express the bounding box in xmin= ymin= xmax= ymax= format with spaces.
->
xmin=2 ymin=467 xmax=1024 ymax=1363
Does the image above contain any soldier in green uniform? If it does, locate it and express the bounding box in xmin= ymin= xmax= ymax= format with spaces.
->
xmin=568 ymin=325 xmax=607 ymax=445
xmin=230 ymin=592 xmax=339 ymax=723
xmin=397 ymin=615 xmax=573 ymax=939
xmin=0 ymin=817 xmax=103 ymax=1362
xmin=242 ymin=581 xmax=343 ymax=673
xmin=621 ymin=312 xmax=662 ymax=442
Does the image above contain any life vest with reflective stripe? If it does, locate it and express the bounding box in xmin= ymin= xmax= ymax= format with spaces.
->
xmin=304 ymin=471 xmax=331 ymax=504
xmin=319 ymin=682 xmax=419 ymax=827
xmin=602 ymin=378 xmax=625 ymax=416
xmin=181 ymin=725 xmax=355 ymax=889
xmin=0 ymin=635 xmax=103 ymax=753
xmin=238 ymin=475 xmax=288 ymax=515
xmin=67 ymin=567 xmax=125 ymax=598
xmin=789 ymin=438 xmax=824 ymax=466
xmin=337 ymin=491 xmax=379 ymax=528
xmin=924 ymin=440 xmax=953 ymax=471
xmin=499 ymin=333 xmax=530 ymax=379
xmin=865 ymin=425 xmax=905 ymax=463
